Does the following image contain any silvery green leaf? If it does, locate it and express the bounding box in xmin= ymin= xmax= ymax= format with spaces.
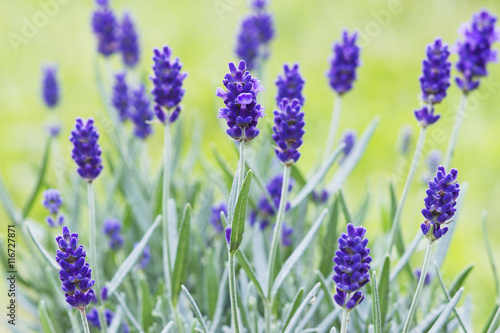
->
xmin=482 ymin=211 xmax=500 ymax=297
xmin=284 ymin=283 xmax=321 ymax=333
xmin=227 ymin=163 xmax=240 ymax=225
xmin=448 ymin=263 xmax=474 ymax=298
xmin=107 ymin=306 xmax=124 ymax=333
xmin=316 ymin=309 xmax=341 ymax=333
xmin=168 ymin=198 xmax=178 ymax=263
xmin=320 ymin=197 xmax=339 ymax=277
xmin=372 ymin=271 xmax=382 ymax=333
xmin=114 ymin=292 xmax=144 ymax=332
xmin=210 ymin=269 xmax=228 ymax=332
xmin=172 ymin=204 xmax=191 ymax=305
xmin=139 ymin=271 xmax=153 ymax=329
xmin=428 ymin=288 xmax=464 ymax=333
xmin=409 ymin=303 xmax=445 ymax=333
xmin=38 ymin=300 xmax=56 ymax=333
xmin=280 ymin=287 xmax=304 ymax=332
xmin=160 ymin=322 xmax=174 ymax=333
xmin=26 ymin=222 xmax=58 ymax=270
xmin=378 ymin=255 xmax=390 ymax=327
xmin=338 ymin=189 xmax=353 ymax=224
xmin=0 ymin=172 xmax=21 ymax=224
xmin=315 ymin=270 xmax=335 ymax=310
xmin=486 ymin=306 xmax=500 ymax=333
xmin=229 ymin=170 xmax=252 ymax=253
xmin=236 ymin=250 xmax=265 ymax=301
xmin=182 ymin=285 xmax=210 ymax=333
xmin=390 ymin=231 xmax=422 ymax=282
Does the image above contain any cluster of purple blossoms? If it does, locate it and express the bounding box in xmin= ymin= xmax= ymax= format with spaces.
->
xmin=333 ymin=223 xmax=371 ymax=310
xmin=327 ymin=30 xmax=361 ymax=95
xmin=120 ymin=13 xmax=140 ymax=68
xmin=275 ymin=63 xmax=305 ymax=106
xmin=91 ymin=0 xmax=120 ymax=57
xmin=56 ymin=226 xmax=95 ymax=308
xmin=420 ymin=38 xmax=451 ymax=105
xmin=150 ymin=46 xmax=187 ymax=124
xmin=130 ymin=85 xmax=153 ymax=139
xmin=272 ymin=99 xmax=305 ymax=165
xmin=112 ymin=73 xmax=129 ymax=121
xmin=421 ymin=166 xmax=460 ymax=241
xmin=217 ymin=61 xmax=265 ymax=142
xmin=414 ymin=105 xmax=440 ymax=128
xmin=340 ymin=130 xmax=356 ymax=163
xmin=70 ymin=118 xmax=103 ymax=182
xmin=209 ymin=203 xmax=227 ymax=233
xmin=43 ymin=189 xmax=65 ymax=227
xmin=455 ymin=9 xmax=499 ymax=93
xmin=103 ymin=218 xmax=124 ymax=250
xmin=87 ymin=308 xmax=130 ymax=332
xmin=42 ymin=66 xmax=59 ymax=108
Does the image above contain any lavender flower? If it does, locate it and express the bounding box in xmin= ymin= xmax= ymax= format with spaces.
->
xmin=56 ymin=226 xmax=95 ymax=308
xmin=43 ymin=189 xmax=64 ymax=227
xmin=281 ymin=223 xmax=293 ymax=246
xmin=414 ymin=269 xmax=432 ymax=286
xmin=398 ymin=125 xmax=412 ymax=155
xmin=340 ymin=130 xmax=356 ymax=162
xmin=112 ymin=73 xmax=129 ymax=121
xmin=130 ymin=85 xmax=153 ymax=139
xmin=312 ymin=189 xmax=329 ymax=204
xmin=46 ymin=124 xmax=61 ymax=137
xmin=210 ymin=203 xmax=227 ymax=233
xmin=120 ymin=13 xmax=140 ymax=68
xmin=427 ymin=150 xmax=442 ymax=172
xmin=414 ymin=105 xmax=440 ymax=127
xmin=87 ymin=308 xmax=129 ymax=332
xmin=420 ymin=38 xmax=451 ymax=105
xmin=421 ymin=166 xmax=460 ymax=241
xmin=216 ymin=60 xmax=265 ymax=142
xmin=333 ymin=223 xmax=371 ymax=310
xmin=103 ymin=218 xmax=124 ymax=250
xmin=275 ymin=63 xmax=305 ymax=106
xmin=327 ymin=30 xmax=361 ymax=95
xmin=150 ymin=46 xmax=187 ymax=124
xmin=272 ymin=98 xmax=305 ymax=165
xmin=70 ymin=118 xmax=103 ymax=182
xmin=42 ymin=66 xmax=59 ymax=108
xmin=91 ymin=1 xmax=119 ymax=57
xmin=455 ymin=9 xmax=499 ymax=93
xmin=134 ymin=244 xmax=151 ymax=269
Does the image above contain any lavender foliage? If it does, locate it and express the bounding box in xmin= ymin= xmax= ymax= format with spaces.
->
xmin=272 ymin=98 xmax=305 ymax=165
xmin=420 ymin=38 xmax=451 ymax=105
xmin=327 ymin=30 xmax=361 ymax=95
xmin=112 ymin=73 xmax=129 ymax=122
xmin=70 ymin=118 xmax=103 ymax=182
xmin=129 ymin=85 xmax=153 ymax=139
xmin=275 ymin=63 xmax=305 ymax=106
xmin=120 ymin=13 xmax=140 ymax=68
xmin=42 ymin=66 xmax=59 ymax=108
xmin=43 ymin=189 xmax=64 ymax=227
xmin=91 ymin=1 xmax=119 ymax=57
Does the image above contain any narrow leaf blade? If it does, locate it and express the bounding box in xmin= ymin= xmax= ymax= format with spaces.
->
xmin=182 ymin=285 xmax=210 ymax=333
xmin=172 ymin=204 xmax=191 ymax=305
xmin=284 ymin=283 xmax=321 ymax=333
xmin=378 ymin=254 xmax=391 ymax=327
xmin=229 ymin=170 xmax=252 ymax=253
xmin=428 ymin=288 xmax=464 ymax=333
xmin=372 ymin=271 xmax=382 ymax=333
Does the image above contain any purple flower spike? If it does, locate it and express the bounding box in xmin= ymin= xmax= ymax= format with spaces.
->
xmin=43 ymin=189 xmax=65 ymax=227
xmin=333 ymin=223 xmax=371 ymax=311
xmin=103 ymin=218 xmax=124 ymax=250
xmin=340 ymin=130 xmax=356 ymax=163
xmin=91 ymin=2 xmax=119 ymax=57
xmin=130 ymin=85 xmax=153 ymax=139
xmin=70 ymin=118 xmax=103 ymax=182
xmin=455 ymin=9 xmax=499 ymax=93
xmin=421 ymin=165 xmax=460 ymax=242
xmin=420 ymin=38 xmax=451 ymax=105
xmin=217 ymin=60 xmax=265 ymax=142
xmin=120 ymin=13 xmax=140 ymax=68
xmin=414 ymin=105 xmax=440 ymax=128
xmin=56 ymin=226 xmax=95 ymax=309
xmin=272 ymin=98 xmax=305 ymax=165
xmin=327 ymin=30 xmax=361 ymax=95
xmin=210 ymin=203 xmax=227 ymax=233
xmin=275 ymin=63 xmax=305 ymax=106
xmin=42 ymin=66 xmax=59 ymax=108
xmin=112 ymin=73 xmax=129 ymax=122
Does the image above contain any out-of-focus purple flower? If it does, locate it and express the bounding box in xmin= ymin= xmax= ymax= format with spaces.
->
xmin=252 ymin=0 xmax=267 ymax=10
xmin=101 ymin=286 xmax=108 ymax=301
xmin=327 ymin=30 xmax=361 ymax=95
xmin=455 ymin=9 xmax=499 ymax=93
xmin=150 ymin=46 xmax=187 ymax=124
xmin=42 ymin=66 xmax=59 ymax=108
xmin=420 ymin=38 xmax=451 ymax=105
xmin=45 ymin=124 xmax=62 ymax=137
xmin=272 ymin=98 xmax=305 ymax=165
xmin=91 ymin=1 xmax=119 ymax=57
xmin=130 ymin=85 xmax=153 ymax=139
xmin=43 ymin=189 xmax=65 ymax=227
xmin=414 ymin=268 xmax=432 ymax=286
xmin=120 ymin=13 xmax=140 ymax=68
xmin=421 ymin=166 xmax=460 ymax=241
xmin=281 ymin=223 xmax=293 ymax=246
xmin=103 ymin=218 xmax=124 ymax=250
xmin=216 ymin=60 xmax=265 ymax=142
xmin=210 ymin=203 xmax=227 ymax=233
xmin=427 ymin=150 xmax=442 ymax=173
xmin=138 ymin=245 xmax=151 ymax=269
xmin=414 ymin=105 xmax=440 ymax=128
xmin=398 ymin=125 xmax=412 ymax=155
xmin=333 ymin=223 xmax=371 ymax=311
xmin=70 ymin=118 xmax=103 ymax=182
xmin=87 ymin=308 xmax=128 ymax=332
xmin=112 ymin=73 xmax=129 ymax=122
xmin=312 ymin=189 xmax=329 ymax=204
xmin=275 ymin=63 xmax=305 ymax=106
xmin=56 ymin=226 xmax=95 ymax=308
xmin=340 ymin=130 xmax=356 ymax=162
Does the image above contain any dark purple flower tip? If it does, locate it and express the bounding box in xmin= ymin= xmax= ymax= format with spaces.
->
xmin=130 ymin=84 xmax=153 ymax=139
xmin=414 ymin=268 xmax=432 ymax=286
xmin=272 ymin=98 xmax=305 ymax=165
xmin=112 ymin=73 xmax=129 ymax=122
xmin=252 ymin=0 xmax=267 ymax=10
xmin=91 ymin=4 xmax=119 ymax=57
xmin=217 ymin=60 xmax=265 ymax=142
xmin=210 ymin=203 xmax=228 ymax=233
xmin=103 ymin=218 xmax=124 ymax=250
xmin=120 ymin=13 xmax=140 ymax=68
xmin=455 ymin=9 xmax=499 ymax=93
xmin=169 ymin=106 xmax=181 ymax=123
xmin=225 ymin=226 xmax=232 ymax=244
xmin=275 ymin=63 xmax=305 ymax=106
xmin=414 ymin=105 xmax=440 ymax=128
xmin=333 ymin=287 xmax=346 ymax=307
xmin=101 ymin=286 xmax=108 ymax=301
xmin=346 ymin=291 xmax=365 ymax=310
xmin=70 ymin=118 xmax=103 ymax=182
xmin=327 ymin=30 xmax=361 ymax=95
xmin=42 ymin=66 xmax=59 ymax=108
xmin=340 ymin=130 xmax=356 ymax=163
xmin=312 ymin=189 xmax=329 ymax=204
xmin=155 ymin=105 xmax=166 ymax=124
xmin=420 ymin=38 xmax=451 ymax=105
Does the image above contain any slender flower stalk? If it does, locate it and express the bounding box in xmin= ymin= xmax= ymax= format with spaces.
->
xmin=340 ymin=310 xmax=349 ymax=333
xmin=162 ymin=121 xmax=173 ymax=296
xmin=443 ymin=94 xmax=467 ymax=169
xmin=324 ymin=95 xmax=342 ymax=158
xmin=79 ymin=309 xmax=91 ymax=333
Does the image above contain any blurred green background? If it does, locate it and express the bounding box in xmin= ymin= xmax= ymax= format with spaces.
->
xmin=1 ymin=0 xmax=500 ymax=330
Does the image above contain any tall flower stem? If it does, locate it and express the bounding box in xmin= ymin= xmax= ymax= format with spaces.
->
xmin=387 ymin=127 xmax=427 ymax=253
xmin=402 ymin=240 xmax=434 ymax=333
xmin=324 ymin=95 xmax=342 ymax=158
xmin=79 ymin=308 xmax=91 ymax=333
xmin=162 ymin=121 xmax=173 ymax=298
xmin=340 ymin=307 xmax=350 ymax=333
xmin=443 ymin=94 xmax=467 ymax=169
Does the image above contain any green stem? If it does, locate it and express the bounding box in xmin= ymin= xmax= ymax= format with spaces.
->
xmin=237 ymin=141 xmax=247 ymax=196
xmin=387 ymin=127 xmax=427 ymax=253
xmin=340 ymin=308 xmax=350 ymax=333
xmin=79 ymin=308 xmax=91 ymax=333
xmin=443 ymin=94 xmax=467 ymax=169
xmin=162 ymin=121 xmax=173 ymax=298
xmin=402 ymin=240 xmax=434 ymax=333
xmin=228 ymin=251 xmax=240 ymax=333
xmin=324 ymin=95 xmax=342 ymax=159
xmin=265 ymin=301 xmax=271 ymax=333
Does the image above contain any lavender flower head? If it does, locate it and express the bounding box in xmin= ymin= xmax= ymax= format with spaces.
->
xmin=56 ymin=226 xmax=95 ymax=308
xmin=421 ymin=166 xmax=460 ymax=241
xmin=272 ymin=98 xmax=305 ymax=165
xmin=420 ymin=38 xmax=451 ymax=105
xmin=455 ymin=9 xmax=500 ymax=93
xmin=91 ymin=0 xmax=119 ymax=57
xmin=340 ymin=130 xmax=356 ymax=162
xmin=42 ymin=66 xmax=59 ymax=108
xmin=150 ymin=46 xmax=187 ymax=124
xmin=43 ymin=189 xmax=65 ymax=227
xmin=120 ymin=13 xmax=140 ymax=68
xmin=103 ymin=218 xmax=124 ymax=250
xmin=312 ymin=189 xmax=329 ymax=204
xmin=414 ymin=105 xmax=440 ymax=127
xmin=327 ymin=30 xmax=361 ymax=95
xmin=130 ymin=85 xmax=153 ymax=139
xmin=275 ymin=63 xmax=305 ymax=106
xmin=333 ymin=223 xmax=371 ymax=311
xmin=216 ymin=60 xmax=265 ymax=142
xmin=112 ymin=73 xmax=129 ymax=122
xmin=70 ymin=118 xmax=103 ymax=182
xmin=210 ymin=203 xmax=227 ymax=233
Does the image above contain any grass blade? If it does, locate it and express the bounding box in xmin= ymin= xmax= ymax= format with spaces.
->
xmin=172 ymin=204 xmax=191 ymax=305
xmin=315 ymin=270 xmax=335 ymax=310
xmin=486 ymin=306 xmax=500 ymax=333
xmin=211 ymin=144 xmax=234 ymax=188
xmin=229 ymin=170 xmax=252 ymax=253
xmin=280 ymin=287 xmax=305 ymax=333
xmin=390 ymin=231 xmax=421 ymax=282
xmin=320 ymin=197 xmax=339 ymax=277
xmin=428 ymin=288 xmax=464 ymax=333
xmin=483 ymin=211 xmax=500 ymax=297
xmin=284 ymin=283 xmax=321 ymax=333
xmin=236 ymin=250 xmax=265 ymax=300
xmin=0 ymin=172 xmax=21 ymax=224
xmin=448 ymin=263 xmax=474 ymax=298
xmin=160 ymin=322 xmax=174 ymax=333
xmin=39 ymin=300 xmax=56 ymax=333
xmin=372 ymin=271 xmax=382 ymax=333
xmin=26 ymin=222 xmax=58 ymax=270
xmin=378 ymin=254 xmax=391 ymax=327
xmin=338 ymin=189 xmax=353 ymax=223
xmin=182 ymin=285 xmax=210 ymax=333
xmin=114 ymin=292 xmax=144 ymax=333
xmin=139 ymin=272 xmax=153 ymax=329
